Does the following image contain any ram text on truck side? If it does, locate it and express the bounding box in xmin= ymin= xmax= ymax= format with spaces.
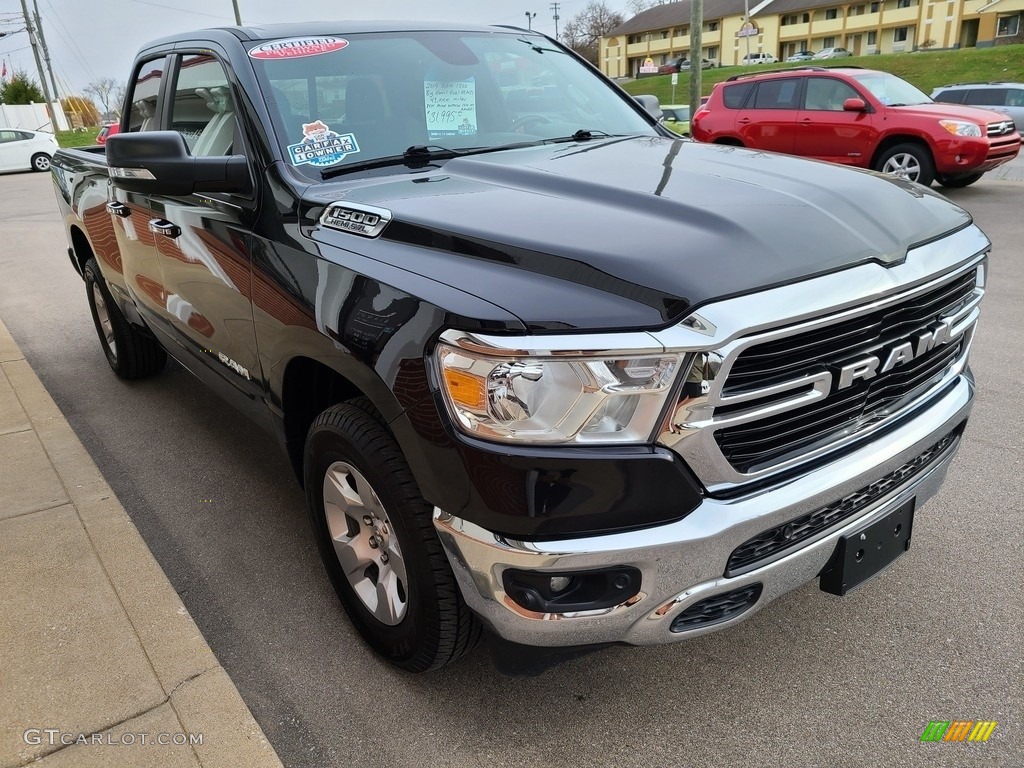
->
xmin=51 ymin=22 xmax=988 ymax=671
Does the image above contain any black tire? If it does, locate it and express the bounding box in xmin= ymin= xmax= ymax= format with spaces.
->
xmin=83 ymin=258 xmax=167 ymax=379
xmin=30 ymin=153 xmax=51 ymax=172
xmin=874 ymin=142 xmax=935 ymax=186
xmin=936 ymin=172 xmax=983 ymax=189
xmin=304 ymin=402 xmax=482 ymax=672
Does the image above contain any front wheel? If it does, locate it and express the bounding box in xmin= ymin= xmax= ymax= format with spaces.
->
xmin=31 ymin=153 xmax=51 ymax=172
xmin=874 ymin=143 xmax=935 ymax=186
xmin=304 ymin=402 xmax=482 ymax=672
xmin=936 ymin=172 xmax=983 ymax=188
xmin=83 ymin=258 xmax=167 ymax=379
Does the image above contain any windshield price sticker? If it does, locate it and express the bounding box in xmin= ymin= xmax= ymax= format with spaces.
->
xmin=249 ymin=37 xmax=348 ymax=60
xmin=287 ymin=121 xmax=359 ymax=167
xmin=425 ymin=79 xmax=477 ymax=137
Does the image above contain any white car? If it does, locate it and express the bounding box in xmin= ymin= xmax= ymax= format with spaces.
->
xmin=740 ymin=52 xmax=777 ymax=65
xmin=814 ymin=47 xmax=853 ymax=59
xmin=0 ymin=129 xmax=59 ymax=173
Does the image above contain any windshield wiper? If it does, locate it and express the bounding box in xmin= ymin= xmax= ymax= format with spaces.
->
xmin=320 ymin=145 xmax=467 ymax=180
xmin=320 ymin=142 xmax=544 ymax=180
xmin=516 ymin=38 xmax=566 ymax=54
xmin=545 ymin=129 xmax=618 ymax=143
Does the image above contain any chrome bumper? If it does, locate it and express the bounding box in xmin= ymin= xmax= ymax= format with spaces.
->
xmin=433 ymin=373 xmax=972 ymax=647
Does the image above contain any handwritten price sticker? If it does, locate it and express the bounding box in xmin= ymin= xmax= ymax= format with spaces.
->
xmin=425 ymin=79 xmax=477 ymax=136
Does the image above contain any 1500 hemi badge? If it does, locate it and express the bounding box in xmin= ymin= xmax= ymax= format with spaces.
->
xmin=288 ymin=121 xmax=359 ymax=167
xmin=320 ymin=202 xmax=392 ymax=238
xmin=248 ymin=37 xmax=348 ymax=59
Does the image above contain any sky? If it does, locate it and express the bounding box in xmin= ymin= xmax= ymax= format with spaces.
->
xmin=0 ymin=0 xmax=634 ymax=98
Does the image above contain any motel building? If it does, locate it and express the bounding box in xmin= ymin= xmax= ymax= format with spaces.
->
xmin=599 ymin=0 xmax=1024 ymax=77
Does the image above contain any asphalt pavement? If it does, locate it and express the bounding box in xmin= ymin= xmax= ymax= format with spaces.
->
xmin=0 ymin=163 xmax=1021 ymax=768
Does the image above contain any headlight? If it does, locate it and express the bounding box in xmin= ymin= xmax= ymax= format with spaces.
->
xmin=938 ymin=120 xmax=982 ymax=138
xmin=435 ymin=341 xmax=685 ymax=445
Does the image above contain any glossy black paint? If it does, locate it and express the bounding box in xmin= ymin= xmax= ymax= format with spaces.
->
xmin=50 ymin=22 xmax=972 ymax=540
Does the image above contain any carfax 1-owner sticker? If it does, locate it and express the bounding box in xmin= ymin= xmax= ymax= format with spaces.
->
xmin=287 ymin=121 xmax=359 ymax=167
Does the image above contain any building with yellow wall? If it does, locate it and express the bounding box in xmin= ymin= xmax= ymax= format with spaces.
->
xmin=600 ymin=0 xmax=1024 ymax=76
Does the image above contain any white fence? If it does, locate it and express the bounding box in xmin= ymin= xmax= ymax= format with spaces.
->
xmin=0 ymin=102 xmax=70 ymax=132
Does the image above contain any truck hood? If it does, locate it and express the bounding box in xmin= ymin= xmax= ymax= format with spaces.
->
xmin=306 ymin=137 xmax=972 ymax=332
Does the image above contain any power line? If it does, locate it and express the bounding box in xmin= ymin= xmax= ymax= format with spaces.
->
xmin=41 ymin=0 xmax=98 ymax=83
xmin=126 ymin=0 xmax=236 ymax=21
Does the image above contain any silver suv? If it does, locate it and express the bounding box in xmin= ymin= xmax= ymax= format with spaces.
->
xmin=931 ymin=82 xmax=1024 ymax=132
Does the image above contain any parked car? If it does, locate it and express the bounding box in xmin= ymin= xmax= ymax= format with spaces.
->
xmin=931 ymin=82 xmax=1024 ymax=132
xmin=814 ymin=47 xmax=853 ymax=59
xmin=96 ymin=122 xmax=120 ymax=144
xmin=657 ymin=57 xmax=716 ymax=73
xmin=661 ymin=104 xmax=691 ymax=134
xmin=691 ymin=67 xmax=1020 ymax=187
xmin=740 ymin=52 xmax=777 ymax=65
xmin=786 ymin=50 xmax=816 ymax=62
xmin=53 ymin=23 xmax=990 ymax=672
xmin=0 ymin=128 xmax=58 ymax=173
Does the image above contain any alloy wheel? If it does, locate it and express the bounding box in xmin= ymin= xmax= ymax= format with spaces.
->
xmin=881 ymin=152 xmax=921 ymax=182
xmin=91 ymin=282 xmax=117 ymax=358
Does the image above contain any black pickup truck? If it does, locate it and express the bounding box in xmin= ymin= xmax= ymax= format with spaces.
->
xmin=52 ymin=22 xmax=988 ymax=671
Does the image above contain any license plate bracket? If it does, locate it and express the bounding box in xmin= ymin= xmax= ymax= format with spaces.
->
xmin=819 ymin=498 xmax=914 ymax=596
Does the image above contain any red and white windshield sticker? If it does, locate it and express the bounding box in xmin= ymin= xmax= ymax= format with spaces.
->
xmin=248 ymin=37 xmax=348 ymax=60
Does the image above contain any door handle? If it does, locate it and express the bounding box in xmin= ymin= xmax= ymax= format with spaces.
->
xmin=738 ymin=118 xmax=751 ymax=124
xmin=106 ymin=201 xmax=131 ymax=218
xmin=148 ymin=219 xmax=181 ymax=239
xmin=800 ymin=118 xmax=814 ymax=125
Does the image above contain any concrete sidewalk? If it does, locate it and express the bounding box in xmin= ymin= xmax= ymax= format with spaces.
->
xmin=0 ymin=320 xmax=281 ymax=768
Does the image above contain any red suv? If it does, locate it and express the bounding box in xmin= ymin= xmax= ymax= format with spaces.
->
xmin=691 ymin=67 xmax=1021 ymax=188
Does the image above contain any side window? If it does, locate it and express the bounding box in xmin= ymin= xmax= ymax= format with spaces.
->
xmin=169 ymin=54 xmax=237 ymax=157
xmin=127 ymin=58 xmax=166 ymax=132
xmin=723 ymin=82 xmax=754 ymax=109
xmin=751 ymin=78 xmax=802 ymax=109
xmin=933 ymin=89 xmax=965 ymax=104
xmin=965 ymin=88 xmax=1007 ymax=106
xmin=1008 ymin=89 xmax=1024 ymax=107
xmin=0 ymin=130 xmax=19 ymax=143
xmin=804 ymin=78 xmax=861 ymax=111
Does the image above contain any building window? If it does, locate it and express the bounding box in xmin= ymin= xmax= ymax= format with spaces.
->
xmin=823 ymin=36 xmax=836 ymax=47
xmin=628 ymin=34 xmax=641 ymax=44
xmin=867 ymin=30 xmax=878 ymax=44
xmin=996 ymin=14 xmax=1020 ymax=36
xmin=896 ymin=0 xmax=912 ymax=8
xmin=894 ymin=26 xmax=909 ymax=41
xmin=709 ymin=21 xmax=720 ymax=31
xmin=707 ymin=45 xmax=719 ymax=60
xmin=852 ymin=5 xmax=865 ymax=15
xmin=825 ymin=8 xmax=839 ymax=19
xmin=673 ymin=27 xmax=686 ymax=36
xmin=870 ymin=2 xmax=880 ymax=11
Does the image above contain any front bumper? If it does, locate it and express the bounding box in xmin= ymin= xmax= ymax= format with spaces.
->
xmin=433 ymin=372 xmax=972 ymax=647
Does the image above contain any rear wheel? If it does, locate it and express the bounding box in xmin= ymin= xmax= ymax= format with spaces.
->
xmin=83 ymin=258 xmax=166 ymax=379
xmin=936 ymin=172 xmax=983 ymax=189
xmin=30 ymin=153 xmax=51 ymax=172
xmin=304 ymin=402 xmax=482 ymax=671
xmin=874 ymin=143 xmax=935 ymax=186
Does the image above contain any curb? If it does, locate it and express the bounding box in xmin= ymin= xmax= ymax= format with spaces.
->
xmin=0 ymin=319 xmax=282 ymax=768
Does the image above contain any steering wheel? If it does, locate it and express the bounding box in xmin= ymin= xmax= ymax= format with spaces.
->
xmin=512 ymin=114 xmax=553 ymax=134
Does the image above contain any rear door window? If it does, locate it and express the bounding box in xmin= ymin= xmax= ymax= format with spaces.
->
xmin=751 ymin=78 xmax=802 ymax=109
xmin=933 ymin=89 xmax=965 ymax=104
xmin=169 ymin=54 xmax=238 ymax=156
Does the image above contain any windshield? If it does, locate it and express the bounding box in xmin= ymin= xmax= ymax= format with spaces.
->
xmin=247 ymin=30 xmax=656 ymax=175
xmin=850 ymin=71 xmax=931 ymax=106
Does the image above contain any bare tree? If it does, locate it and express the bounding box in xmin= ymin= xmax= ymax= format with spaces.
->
xmin=83 ymin=77 xmax=120 ymax=119
xmin=112 ymin=84 xmax=127 ymax=117
xmin=626 ymin=0 xmax=672 ymax=15
xmin=562 ymin=1 xmax=625 ymax=65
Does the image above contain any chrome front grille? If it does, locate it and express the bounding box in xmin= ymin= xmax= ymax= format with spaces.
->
xmin=987 ymin=120 xmax=1015 ymax=137
xmin=715 ymin=270 xmax=976 ymax=473
xmin=655 ymin=225 xmax=989 ymax=494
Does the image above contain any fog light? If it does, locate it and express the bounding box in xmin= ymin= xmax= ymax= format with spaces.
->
xmin=503 ymin=567 xmax=642 ymax=613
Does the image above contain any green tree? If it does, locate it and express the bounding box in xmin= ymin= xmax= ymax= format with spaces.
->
xmin=0 ymin=71 xmax=46 ymax=105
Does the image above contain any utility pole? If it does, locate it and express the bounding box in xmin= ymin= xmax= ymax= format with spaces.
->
xmin=231 ymin=0 xmax=241 ymax=24
xmin=18 ymin=0 xmax=55 ymax=122
xmin=525 ymin=11 xmax=536 ymax=30
xmin=32 ymin=0 xmax=59 ymax=101
xmin=743 ymin=0 xmax=752 ymax=64
xmin=689 ymin=0 xmax=702 ymax=124
xmin=550 ymin=2 xmax=560 ymax=40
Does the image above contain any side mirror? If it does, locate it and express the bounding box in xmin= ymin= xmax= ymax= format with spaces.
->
xmin=843 ymin=98 xmax=867 ymax=112
xmin=634 ymin=94 xmax=663 ymax=120
xmin=106 ymin=131 xmax=249 ymax=196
